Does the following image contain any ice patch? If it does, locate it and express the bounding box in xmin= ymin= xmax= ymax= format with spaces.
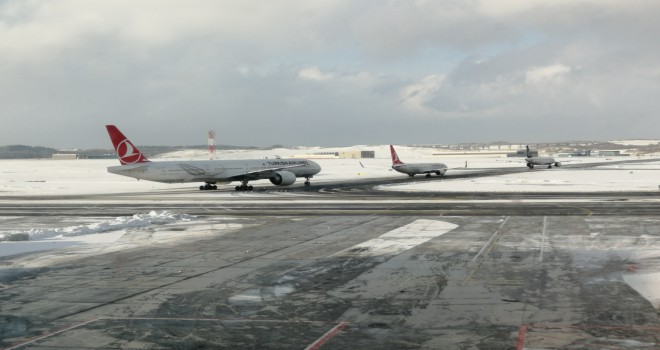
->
xmin=228 ymin=285 xmax=295 ymax=305
xmin=0 ymin=241 xmax=79 ymax=258
xmin=623 ymin=272 xmax=660 ymax=309
xmin=4 ymin=211 xmax=195 ymax=241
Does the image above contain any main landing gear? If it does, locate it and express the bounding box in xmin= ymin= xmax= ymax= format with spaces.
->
xmin=425 ymin=172 xmax=445 ymax=177
xmin=199 ymin=183 xmax=217 ymax=190
xmin=410 ymin=173 xmax=444 ymax=178
xmin=234 ymin=177 xmax=312 ymax=191
xmin=235 ymin=180 xmax=253 ymax=191
xmin=527 ymin=163 xmax=534 ymax=169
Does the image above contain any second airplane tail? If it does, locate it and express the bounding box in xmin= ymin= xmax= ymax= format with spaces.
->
xmin=390 ymin=145 xmax=404 ymax=165
xmin=106 ymin=125 xmax=149 ymax=165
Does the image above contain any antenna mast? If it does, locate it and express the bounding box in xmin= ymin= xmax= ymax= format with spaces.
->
xmin=208 ymin=130 xmax=215 ymax=160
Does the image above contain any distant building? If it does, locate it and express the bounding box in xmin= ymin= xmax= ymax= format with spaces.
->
xmin=52 ymin=153 xmax=78 ymax=160
xmin=314 ymin=152 xmax=339 ymax=157
xmin=598 ymin=150 xmax=629 ymax=157
xmin=360 ymin=151 xmax=375 ymax=158
xmin=339 ymin=151 xmax=361 ymax=159
xmin=507 ymin=149 xmax=537 ymax=158
xmin=301 ymin=150 xmax=375 ymax=159
xmin=556 ymin=150 xmax=592 ymax=157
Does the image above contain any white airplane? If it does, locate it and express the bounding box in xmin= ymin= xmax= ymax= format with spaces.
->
xmin=105 ymin=125 xmax=321 ymax=191
xmin=390 ymin=145 xmax=448 ymax=177
xmin=525 ymin=145 xmax=561 ymax=169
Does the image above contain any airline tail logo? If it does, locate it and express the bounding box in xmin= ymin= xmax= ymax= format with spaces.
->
xmin=390 ymin=145 xmax=404 ymax=165
xmin=116 ymin=139 xmax=143 ymax=164
xmin=106 ymin=125 xmax=149 ymax=165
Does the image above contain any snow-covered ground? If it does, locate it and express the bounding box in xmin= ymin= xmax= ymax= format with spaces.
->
xmin=3 ymin=146 xmax=658 ymax=196
xmin=610 ymin=139 xmax=660 ymax=146
xmin=381 ymin=163 xmax=660 ymax=193
xmin=0 ymin=210 xmax=250 ymax=265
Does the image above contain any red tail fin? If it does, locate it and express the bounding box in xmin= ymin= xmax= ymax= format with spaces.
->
xmin=105 ymin=125 xmax=149 ymax=165
xmin=390 ymin=145 xmax=404 ymax=165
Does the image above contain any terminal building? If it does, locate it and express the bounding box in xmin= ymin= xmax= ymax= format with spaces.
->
xmin=299 ymin=150 xmax=376 ymax=159
xmin=52 ymin=153 xmax=78 ymax=160
xmin=507 ymin=149 xmax=538 ymax=158
xmin=597 ymin=150 xmax=629 ymax=157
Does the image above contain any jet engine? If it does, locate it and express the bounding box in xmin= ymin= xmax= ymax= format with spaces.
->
xmin=269 ymin=171 xmax=297 ymax=186
xmin=554 ymin=162 xmax=561 ymax=167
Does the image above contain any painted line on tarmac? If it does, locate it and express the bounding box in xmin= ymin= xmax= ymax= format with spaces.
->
xmin=5 ymin=317 xmax=333 ymax=349
xmin=539 ymin=216 xmax=547 ymax=263
xmin=463 ymin=216 xmax=510 ymax=285
xmin=516 ymin=324 xmax=528 ymax=350
xmin=5 ymin=317 xmax=101 ymax=350
xmin=304 ymin=321 xmax=349 ymax=350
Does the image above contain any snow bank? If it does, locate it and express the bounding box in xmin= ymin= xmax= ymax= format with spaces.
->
xmin=2 ymin=211 xmax=195 ymax=241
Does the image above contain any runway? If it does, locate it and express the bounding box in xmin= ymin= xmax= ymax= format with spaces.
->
xmin=1 ymin=167 xmax=660 ymax=349
xmin=2 ymin=176 xmax=660 ymax=217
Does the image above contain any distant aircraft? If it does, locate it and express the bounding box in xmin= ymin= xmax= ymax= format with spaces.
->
xmin=525 ymin=145 xmax=561 ymax=169
xmin=105 ymin=125 xmax=321 ymax=191
xmin=390 ymin=145 xmax=448 ymax=177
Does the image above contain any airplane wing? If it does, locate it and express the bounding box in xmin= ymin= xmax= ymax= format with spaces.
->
xmin=224 ymin=163 xmax=310 ymax=181
xmin=424 ymin=167 xmax=452 ymax=173
xmin=245 ymin=163 xmax=308 ymax=175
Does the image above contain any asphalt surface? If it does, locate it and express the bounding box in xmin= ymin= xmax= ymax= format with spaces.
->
xmin=1 ymin=160 xmax=660 ymax=349
xmin=2 ymin=180 xmax=660 ymax=218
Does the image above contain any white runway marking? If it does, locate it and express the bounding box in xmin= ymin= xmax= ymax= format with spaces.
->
xmin=334 ymin=219 xmax=458 ymax=257
xmin=539 ymin=216 xmax=547 ymax=263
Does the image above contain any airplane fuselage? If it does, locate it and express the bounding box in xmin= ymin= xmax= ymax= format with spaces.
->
xmin=524 ymin=145 xmax=561 ymax=169
xmin=525 ymin=157 xmax=560 ymax=169
xmin=108 ymin=159 xmax=321 ymax=184
xmin=392 ymin=163 xmax=448 ymax=176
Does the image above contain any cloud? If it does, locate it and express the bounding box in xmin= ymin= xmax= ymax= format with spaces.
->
xmin=399 ymin=75 xmax=444 ymax=114
xmin=2 ymin=1 xmax=660 ymax=147
xmin=297 ymin=66 xmax=385 ymax=92
xmin=525 ymin=64 xmax=571 ymax=85
xmin=298 ymin=67 xmax=333 ymax=81
xmin=0 ymin=0 xmax=347 ymax=62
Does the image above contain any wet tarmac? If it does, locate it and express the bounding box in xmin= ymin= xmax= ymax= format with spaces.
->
xmin=1 ymin=180 xmax=660 ymax=349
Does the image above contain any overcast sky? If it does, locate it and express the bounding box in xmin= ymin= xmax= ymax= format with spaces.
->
xmin=2 ymin=0 xmax=660 ymax=148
